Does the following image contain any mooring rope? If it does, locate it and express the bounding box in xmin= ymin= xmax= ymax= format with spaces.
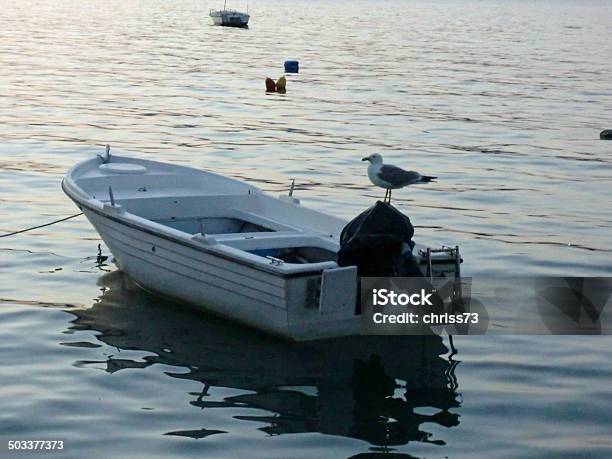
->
xmin=0 ymin=213 xmax=83 ymax=238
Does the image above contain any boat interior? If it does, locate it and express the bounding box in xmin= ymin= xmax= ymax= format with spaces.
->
xmin=67 ymin=156 xmax=459 ymax=272
xmin=67 ymin=157 xmax=345 ymax=265
xmin=102 ymin=192 xmax=339 ymax=265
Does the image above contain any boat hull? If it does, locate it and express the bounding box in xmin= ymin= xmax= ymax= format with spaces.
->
xmin=81 ymin=206 xmax=296 ymax=336
xmin=210 ymin=11 xmax=249 ymax=27
xmin=75 ymin=204 xmax=360 ymax=341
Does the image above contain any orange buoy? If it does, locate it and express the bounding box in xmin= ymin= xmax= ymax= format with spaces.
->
xmin=265 ymin=77 xmax=276 ymax=92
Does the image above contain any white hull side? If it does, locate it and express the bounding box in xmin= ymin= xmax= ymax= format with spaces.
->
xmin=83 ymin=209 xmax=294 ymax=338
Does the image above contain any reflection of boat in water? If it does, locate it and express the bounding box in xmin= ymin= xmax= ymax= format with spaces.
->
xmin=66 ymin=271 xmax=462 ymax=449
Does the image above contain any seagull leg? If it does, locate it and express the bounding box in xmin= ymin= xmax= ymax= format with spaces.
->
xmin=389 ymin=189 xmax=392 ymax=204
xmin=383 ymin=189 xmax=389 ymax=202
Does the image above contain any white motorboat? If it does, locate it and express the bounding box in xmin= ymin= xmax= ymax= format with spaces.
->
xmin=62 ymin=149 xmax=461 ymax=341
xmin=209 ymin=1 xmax=249 ymax=28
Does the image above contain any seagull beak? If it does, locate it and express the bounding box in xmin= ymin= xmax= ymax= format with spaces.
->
xmin=361 ymin=156 xmax=369 ymax=162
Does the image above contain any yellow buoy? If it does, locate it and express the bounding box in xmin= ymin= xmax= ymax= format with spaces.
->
xmin=276 ymin=75 xmax=287 ymax=93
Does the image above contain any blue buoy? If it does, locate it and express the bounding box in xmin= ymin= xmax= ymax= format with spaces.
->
xmin=284 ymin=60 xmax=299 ymax=73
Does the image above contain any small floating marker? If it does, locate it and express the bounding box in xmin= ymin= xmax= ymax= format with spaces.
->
xmin=276 ymin=75 xmax=286 ymax=93
xmin=284 ymin=60 xmax=299 ymax=73
xmin=265 ymin=77 xmax=276 ymax=92
xmin=600 ymin=129 xmax=612 ymax=140
xmin=96 ymin=244 xmax=108 ymax=264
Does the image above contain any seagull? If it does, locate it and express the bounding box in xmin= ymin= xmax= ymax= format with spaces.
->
xmin=362 ymin=153 xmax=436 ymax=203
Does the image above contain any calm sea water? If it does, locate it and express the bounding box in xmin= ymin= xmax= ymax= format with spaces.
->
xmin=1 ymin=0 xmax=611 ymax=457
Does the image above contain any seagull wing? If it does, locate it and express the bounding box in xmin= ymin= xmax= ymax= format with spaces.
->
xmin=378 ymin=164 xmax=423 ymax=186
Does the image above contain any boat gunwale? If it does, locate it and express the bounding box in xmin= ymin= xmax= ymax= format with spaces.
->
xmin=61 ymin=177 xmax=335 ymax=279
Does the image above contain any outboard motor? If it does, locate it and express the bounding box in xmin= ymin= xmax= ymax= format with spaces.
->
xmin=337 ymin=201 xmax=422 ymax=277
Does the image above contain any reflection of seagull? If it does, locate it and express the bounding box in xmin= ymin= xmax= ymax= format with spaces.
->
xmin=362 ymin=153 xmax=437 ymax=203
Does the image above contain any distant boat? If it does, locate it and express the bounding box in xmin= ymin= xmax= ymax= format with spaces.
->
xmin=209 ymin=1 xmax=249 ymax=28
